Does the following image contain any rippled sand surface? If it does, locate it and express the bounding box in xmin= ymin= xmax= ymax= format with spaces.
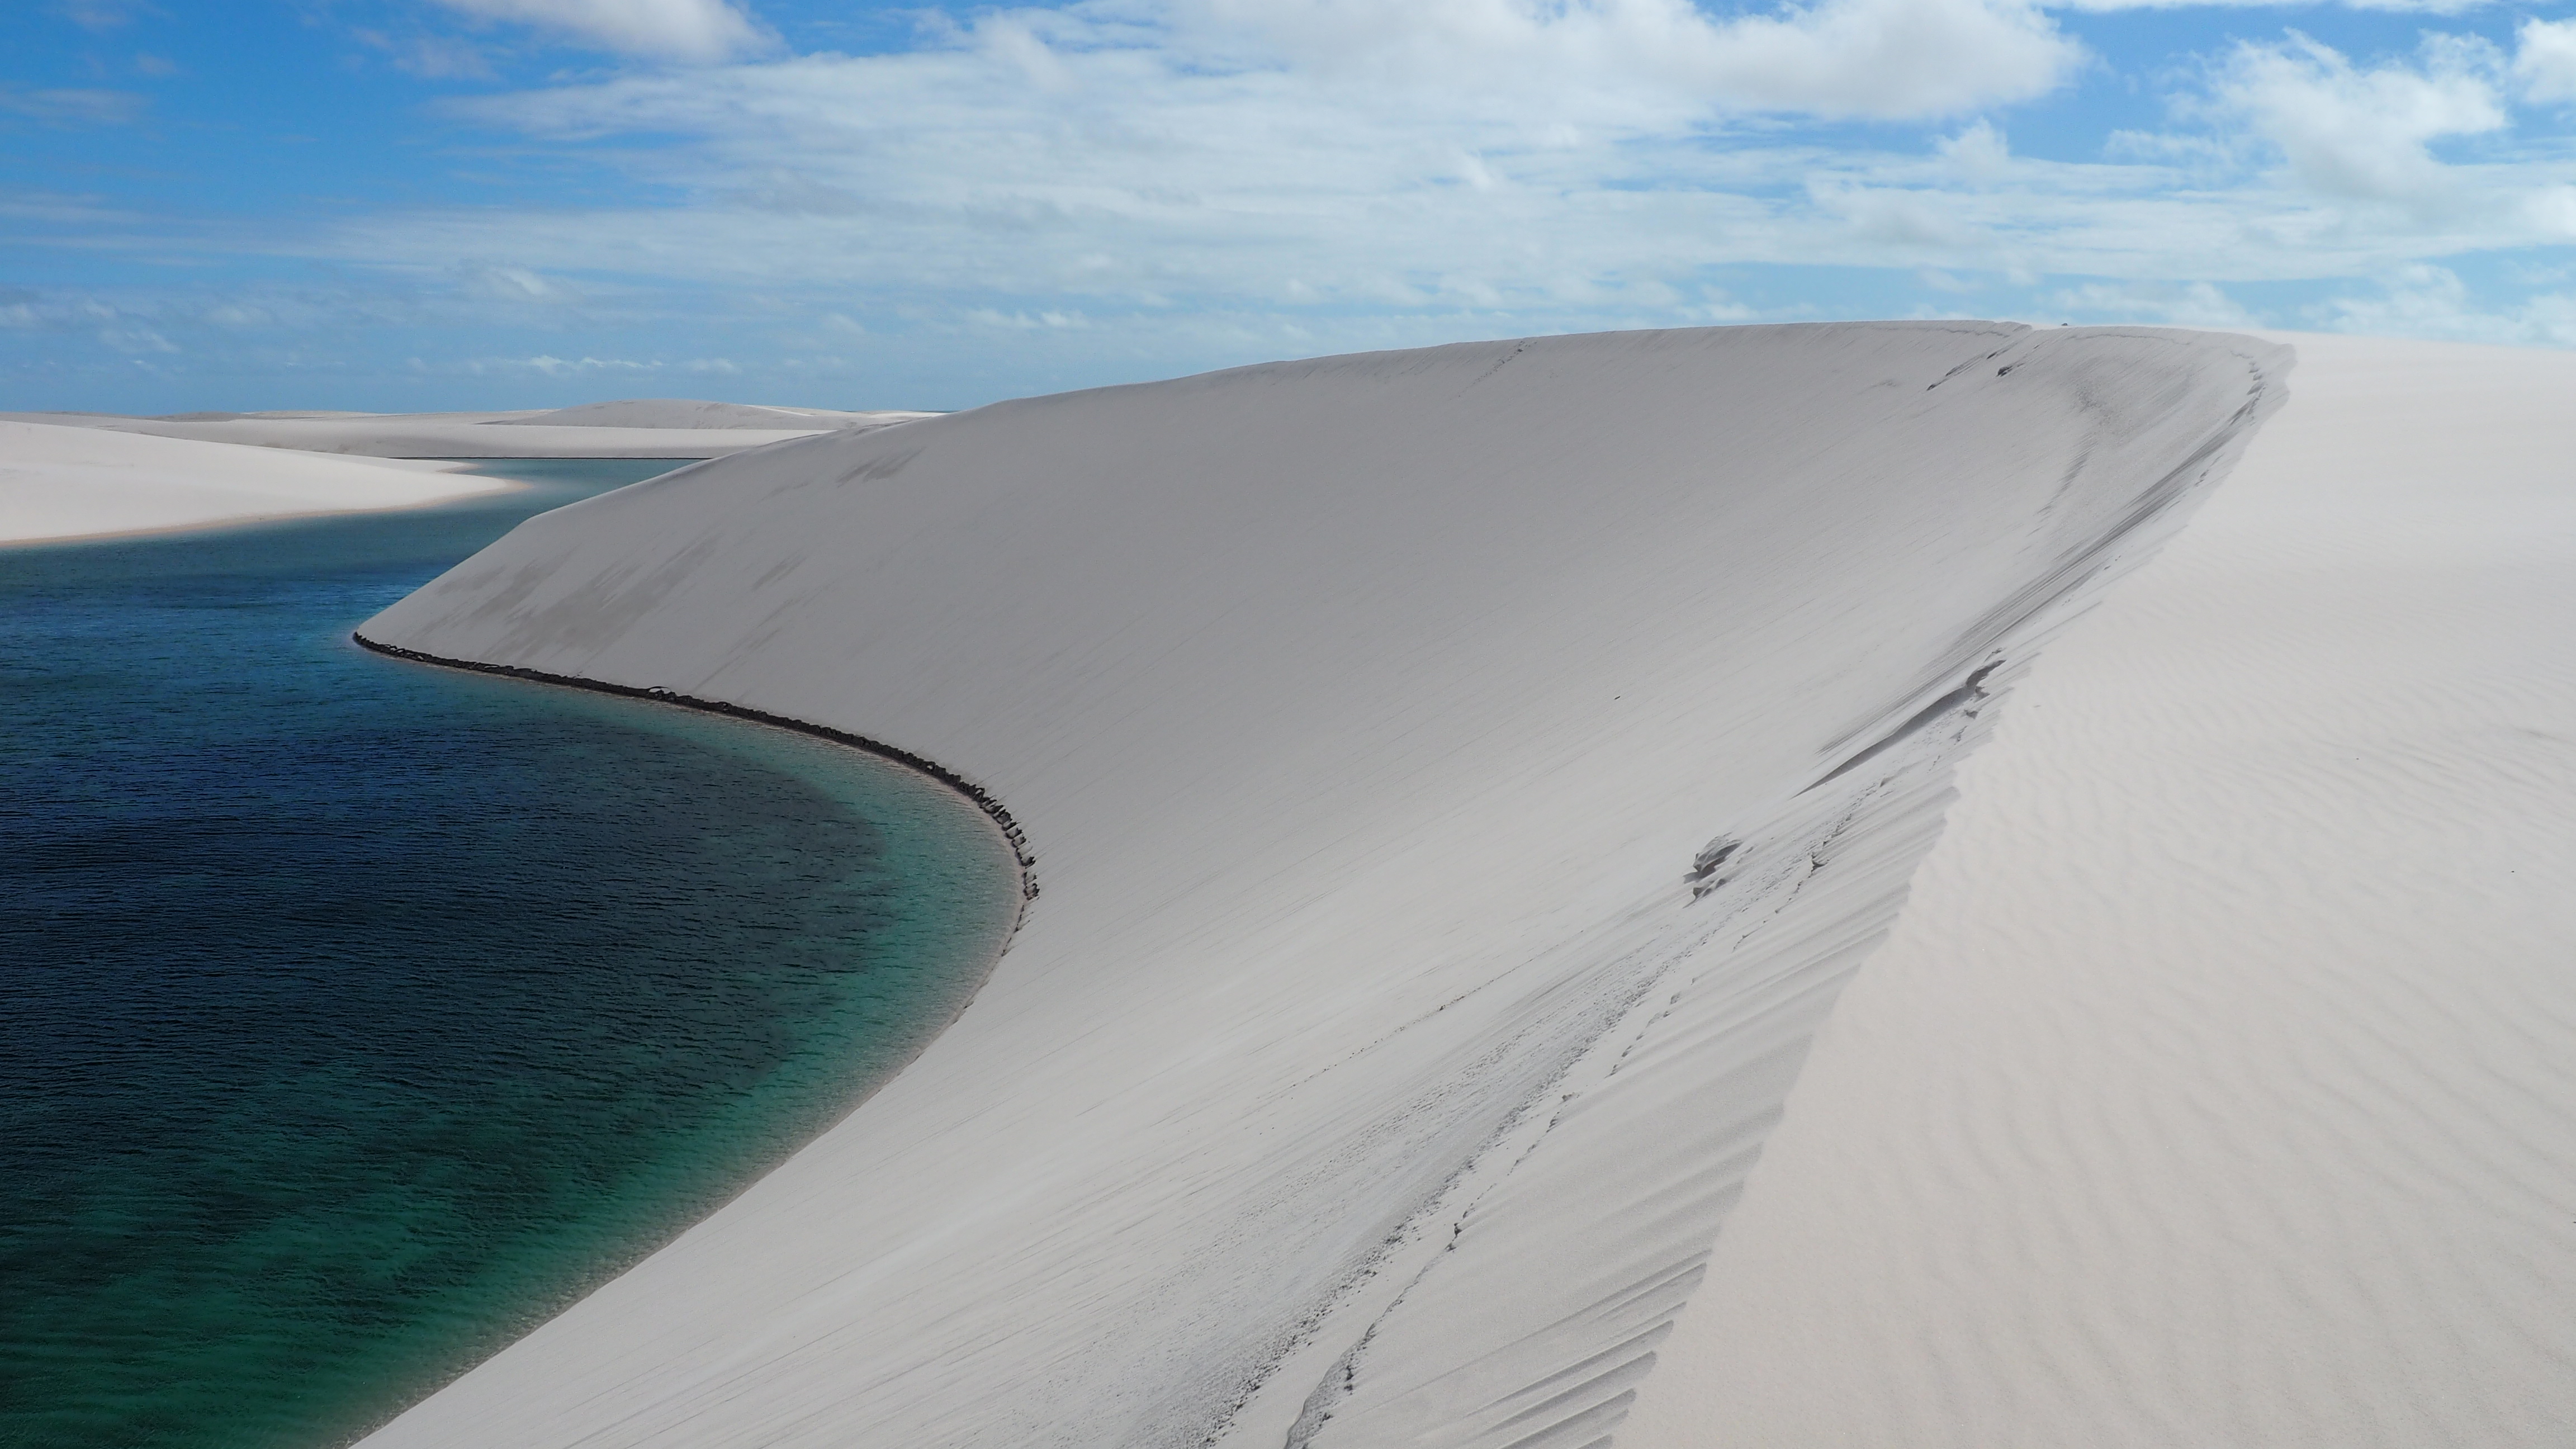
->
xmin=1630 ymin=333 xmax=2576 ymax=1447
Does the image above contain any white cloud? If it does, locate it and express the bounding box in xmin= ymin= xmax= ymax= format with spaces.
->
xmin=2515 ymin=18 xmax=2576 ymax=105
xmin=379 ymin=0 xmax=2082 ymax=319
xmin=1938 ymin=119 xmax=2013 ymax=182
xmin=1680 ymin=0 xmax=2078 ymax=116
xmin=1811 ymin=179 xmax=1987 ymax=248
xmin=25 ymin=0 xmax=2560 ymax=379
xmin=1177 ymin=0 xmax=2081 ymax=120
xmin=2324 ymin=263 xmax=2576 ymax=344
xmin=2046 ymin=279 xmax=2259 ymax=327
xmin=2524 ymin=185 xmax=2576 ymax=238
xmin=2203 ymin=33 xmax=2504 ymax=208
xmin=427 ymin=0 xmax=773 ymax=64
xmin=261 ymin=0 xmax=2559 ymax=334
xmin=469 ymin=354 xmax=664 ymax=375
xmin=2048 ymin=0 xmax=2494 ymax=13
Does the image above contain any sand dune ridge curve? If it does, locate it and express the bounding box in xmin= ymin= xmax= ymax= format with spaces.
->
xmin=354 ymin=322 xmax=2286 ymax=1448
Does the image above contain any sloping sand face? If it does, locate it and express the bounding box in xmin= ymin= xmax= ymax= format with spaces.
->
xmin=355 ymin=323 xmax=2284 ymax=1449
xmin=1624 ymin=333 xmax=2576 ymax=1448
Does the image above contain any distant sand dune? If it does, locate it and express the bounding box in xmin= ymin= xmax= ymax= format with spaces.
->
xmin=356 ymin=323 xmax=2283 ymax=1449
xmin=494 ymin=399 xmax=935 ymax=430
xmin=1624 ymin=333 xmax=2576 ymax=1448
xmin=0 ymin=402 xmax=892 ymax=460
xmin=0 ymin=420 xmax=507 ymax=544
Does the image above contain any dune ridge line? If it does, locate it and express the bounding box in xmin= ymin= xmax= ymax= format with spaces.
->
xmin=1622 ymin=331 xmax=2576 ymax=1448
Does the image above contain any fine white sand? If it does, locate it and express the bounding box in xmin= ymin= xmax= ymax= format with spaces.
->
xmin=354 ymin=323 xmax=2283 ymax=1449
xmin=0 ymin=400 xmax=909 ymax=460
xmin=0 ymin=420 xmax=510 ymax=545
xmin=1622 ymin=332 xmax=2576 ymax=1447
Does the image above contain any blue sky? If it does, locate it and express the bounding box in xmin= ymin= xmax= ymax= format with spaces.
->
xmin=8 ymin=0 xmax=2576 ymax=411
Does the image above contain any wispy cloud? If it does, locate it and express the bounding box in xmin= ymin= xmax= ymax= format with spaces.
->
xmin=425 ymin=0 xmax=775 ymax=64
xmin=16 ymin=0 xmax=2576 ymax=408
xmin=50 ymin=0 xmax=159 ymax=33
xmin=0 ymin=85 xmax=147 ymax=126
xmin=452 ymin=263 xmax=583 ymax=305
xmin=2049 ymin=0 xmax=2498 ymax=13
xmin=2516 ymin=18 xmax=2576 ymax=105
xmin=2326 ymin=263 xmax=2576 ymax=343
xmin=469 ymin=353 xmax=662 ymax=375
xmin=1165 ymin=0 xmax=2085 ymax=120
xmin=283 ymin=4 xmax=2565 ymax=317
xmin=2198 ymin=32 xmax=2507 ymax=210
xmin=2046 ymin=279 xmax=2260 ymax=328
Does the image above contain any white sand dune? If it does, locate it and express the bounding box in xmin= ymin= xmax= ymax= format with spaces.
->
xmin=494 ymin=399 xmax=936 ymax=430
xmin=0 ymin=420 xmax=510 ymax=545
xmin=0 ymin=404 xmax=902 ymax=460
xmin=150 ymin=409 xmax=392 ymax=421
xmin=354 ymin=323 xmax=2283 ymax=1449
xmin=1623 ymin=332 xmax=2576 ymax=1447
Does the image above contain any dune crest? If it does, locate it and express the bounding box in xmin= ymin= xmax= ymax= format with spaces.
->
xmin=1625 ymin=332 xmax=2576 ymax=1448
xmin=356 ymin=323 xmax=2284 ymax=1448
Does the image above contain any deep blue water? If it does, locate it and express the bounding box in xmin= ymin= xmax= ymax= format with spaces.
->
xmin=0 ymin=463 xmax=1019 ymax=1449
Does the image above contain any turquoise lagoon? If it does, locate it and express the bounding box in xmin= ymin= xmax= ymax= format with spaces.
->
xmin=0 ymin=462 xmax=1019 ymax=1448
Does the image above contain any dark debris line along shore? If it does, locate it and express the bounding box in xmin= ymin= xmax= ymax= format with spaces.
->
xmin=351 ymin=632 xmax=1040 ymax=912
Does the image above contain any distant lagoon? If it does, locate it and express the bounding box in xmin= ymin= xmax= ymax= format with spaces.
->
xmin=0 ymin=462 xmax=1020 ymax=1448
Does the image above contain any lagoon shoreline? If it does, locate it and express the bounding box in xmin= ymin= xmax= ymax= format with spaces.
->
xmin=351 ymin=631 xmax=1041 ymax=913
xmin=1 ymin=467 xmax=1028 ymax=1449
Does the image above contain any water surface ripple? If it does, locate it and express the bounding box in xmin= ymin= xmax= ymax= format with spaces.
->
xmin=0 ymin=462 xmax=1018 ymax=1449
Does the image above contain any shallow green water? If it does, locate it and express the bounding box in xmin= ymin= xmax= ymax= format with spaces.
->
xmin=0 ymin=462 xmax=1019 ymax=1448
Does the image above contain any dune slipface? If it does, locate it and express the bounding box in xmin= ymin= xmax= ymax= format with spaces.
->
xmin=355 ymin=323 xmax=2285 ymax=1449
xmin=1622 ymin=333 xmax=2576 ymax=1448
